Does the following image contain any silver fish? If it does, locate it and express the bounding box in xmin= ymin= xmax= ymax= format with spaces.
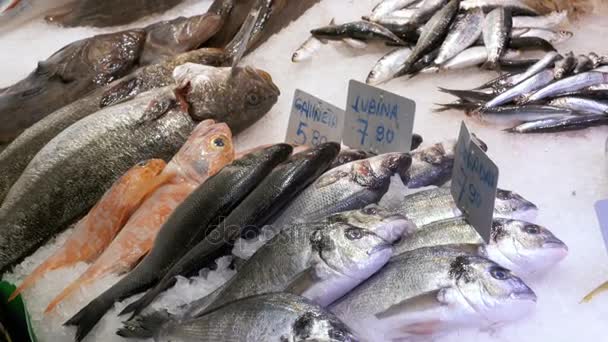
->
xmin=329 ymin=246 xmax=537 ymax=341
xmin=342 ymin=37 xmax=368 ymax=49
xmin=434 ymin=8 xmax=484 ymax=65
xmin=400 ymin=140 xmax=456 ymax=188
xmin=474 ymin=105 xmax=574 ymax=126
xmin=272 ymin=153 xmax=412 ymax=227
xmin=519 ymin=29 xmax=573 ymax=44
xmin=506 ymin=51 xmax=561 ymax=87
xmin=484 ymin=69 xmax=555 ymax=108
xmin=394 ymin=217 xmax=568 ymax=275
xmin=482 ymin=6 xmax=512 ymax=69
xmin=310 ymin=20 xmax=405 ymax=45
xmin=548 ymin=97 xmax=608 ymax=114
xmin=512 ymin=11 xmax=567 ymax=29
xmin=460 ymin=0 xmax=539 ymax=15
xmin=574 ymin=54 xmax=594 ymax=74
xmin=525 ymin=71 xmax=608 ymax=103
xmin=426 ymin=47 xmax=519 ymax=72
xmin=292 ymin=18 xmax=333 ymax=63
xmin=366 ymin=47 xmax=412 ymax=85
xmin=554 ymin=52 xmax=576 ymax=79
xmin=405 ymin=0 xmax=447 ymax=27
xmin=158 ymin=293 xmax=359 ymax=342
xmin=506 ymin=114 xmax=608 ymax=133
xmin=394 ymin=187 xmax=538 ymax=227
xmin=370 ymin=0 xmax=420 ymax=21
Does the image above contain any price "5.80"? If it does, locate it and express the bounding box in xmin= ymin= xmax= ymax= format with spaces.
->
xmin=295 ymin=121 xmax=328 ymax=146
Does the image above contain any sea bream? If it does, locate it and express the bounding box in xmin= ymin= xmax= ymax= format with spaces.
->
xmin=45 ymin=120 xmax=236 ymax=314
xmin=118 ymin=206 xmax=413 ymax=339
xmin=329 ymin=246 xmax=537 ymax=340
xmin=0 ymin=63 xmax=280 ymax=274
xmin=65 ymin=144 xmax=293 ymax=342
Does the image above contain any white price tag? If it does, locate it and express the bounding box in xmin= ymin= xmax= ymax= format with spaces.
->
xmin=595 ymin=200 xmax=608 ymax=253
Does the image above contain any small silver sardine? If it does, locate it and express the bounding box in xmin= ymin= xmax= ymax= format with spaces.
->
xmin=434 ymin=8 xmax=484 ymax=65
xmin=367 ymin=47 xmax=412 ymax=85
xmin=526 ymin=71 xmax=608 ymax=103
xmin=512 ymin=11 xmax=567 ymax=29
xmin=548 ymin=97 xmax=608 ymax=114
xmin=292 ymin=18 xmax=333 ymax=63
xmin=506 ymin=114 xmax=608 ymax=133
xmin=474 ymin=105 xmax=573 ymax=126
xmin=370 ymin=0 xmax=419 ymax=21
xmin=482 ymin=6 xmax=512 ymax=69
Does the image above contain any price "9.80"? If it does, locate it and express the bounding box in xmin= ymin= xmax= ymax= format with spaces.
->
xmin=357 ymin=118 xmax=394 ymax=145
xmin=295 ymin=121 xmax=328 ymax=146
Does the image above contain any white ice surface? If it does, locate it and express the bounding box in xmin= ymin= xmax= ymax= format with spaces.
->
xmin=2 ymin=0 xmax=608 ymax=341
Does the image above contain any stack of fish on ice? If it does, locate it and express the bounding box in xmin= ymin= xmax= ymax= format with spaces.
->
xmin=438 ymin=50 xmax=608 ymax=133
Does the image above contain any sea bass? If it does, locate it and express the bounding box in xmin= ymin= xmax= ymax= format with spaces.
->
xmin=45 ymin=120 xmax=235 ymax=313
xmin=8 ymin=158 xmax=168 ymax=301
xmin=0 ymin=63 xmax=279 ymax=274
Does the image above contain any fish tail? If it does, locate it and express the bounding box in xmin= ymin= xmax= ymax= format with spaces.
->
xmin=9 ymin=258 xmax=60 ymax=301
xmin=116 ymin=310 xmax=172 ymax=339
xmin=581 ymin=281 xmax=608 ymax=303
xmin=119 ymin=276 xmax=176 ymax=317
xmin=45 ymin=271 xmax=97 ymax=313
xmin=64 ymin=296 xmax=114 ymax=342
xmin=481 ymin=60 xmax=500 ymax=71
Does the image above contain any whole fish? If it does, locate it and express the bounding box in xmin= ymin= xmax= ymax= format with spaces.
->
xmin=120 ymin=206 xmax=412 ymax=339
xmin=574 ymin=55 xmax=594 ymax=74
xmin=525 ymin=72 xmax=608 ymax=103
xmin=45 ymin=0 xmax=187 ymax=27
xmin=426 ymin=47 xmax=521 ymax=73
xmin=548 ymin=97 xmax=608 ymax=114
xmin=484 ymin=69 xmax=555 ymax=108
xmin=271 ymin=153 xmax=412 ymax=227
xmin=311 ymin=20 xmax=405 ymax=45
xmin=65 ymin=144 xmax=293 ymax=342
xmin=157 ymin=293 xmax=359 ymax=341
xmin=292 ymin=18 xmax=333 ymax=63
xmin=45 ymin=120 xmax=236 ymax=313
xmin=366 ymin=47 xmax=412 ymax=85
xmin=473 ymin=105 xmax=574 ymax=126
xmin=120 ymin=143 xmax=341 ymax=316
xmin=506 ymin=114 xmax=608 ymax=133
xmin=329 ymin=246 xmax=537 ymax=341
xmin=7 ymin=158 xmax=168 ymax=301
xmin=554 ymin=52 xmax=576 ymax=79
xmin=482 ymin=6 xmax=512 ymax=69
xmin=460 ymin=0 xmax=539 ymax=16
xmin=0 ymin=11 xmax=224 ymax=144
xmin=394 ymin=187 xmax=538 ymax=227
xmin=330 ymin=149 xmax=370 ymax=169
xmin=0 ymin=48 xmax=227 ymax=206
xmin=371 ymin=13 xmax=414 ymax=27
xmin=0 ymin=63 xmax=279 ymax=274
xmin=506 ymin=51 xmax=561 ymax=87
xmin=396 ymin=0 xmax=459 ymax=76
xmin=519 ymin=29 xmax=573 ymax=44
xmin=512 ymin=11 xmax=567 ymax=29
xmin=394 ymin=217 xmax=568 ymax=275
xmin=369 ymin=0 xmax=419 ymax=21
xmin=434 ymin=8 xmax=484 ymax=65
xmin=400 ymin=139 xmax=458 ymax=188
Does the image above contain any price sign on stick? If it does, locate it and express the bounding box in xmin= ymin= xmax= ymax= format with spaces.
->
xmin=594 ymin=200 xmax=608 ymax=252
xmin=450 ymin=122 xmax=499 ymax=243
xmin=285 ymin=89 xmax=345 ymax=147
xmin=343 ymin=80 xmax=415 ymax=154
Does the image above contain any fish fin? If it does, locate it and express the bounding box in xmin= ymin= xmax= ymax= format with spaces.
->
xmin=64 ymin=297 xmax=113 ymax=342
xmin=581 ymin=280 xmax=608 ymax=303
xmin=100 ymin=76 xmax=143 ymax=108
xmin=503 ymin=127 xmax=517 ymax=133
xmin=315 ymin=170 xmax=350 ymax=188
xmin=138 ymin=96 xmax=177 ymax=125
xmin=375 ymin=288 xmax=454 ymax=320
xmin=229 ymin=7 xmax=261 ymax=71
xmin=9 ymin=256 xmax=61 ymax=301
xmin=284 ymin=267 xmax=321 ymax=296
xmin=119 ymin=277 xmax=175 ymax=317
xmin=116 ymin=310 xmax=172 ymax=338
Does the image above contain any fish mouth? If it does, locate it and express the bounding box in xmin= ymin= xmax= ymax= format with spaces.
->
xmin=542 ymin=238 xmax=568 ymax=251
xmin=511 ymin=288 xmax=537 ymax=302
xmin=368 ymin=241 xmax=393 ymax=255
xmin=255 ymin=68 xmax=281 ymax=96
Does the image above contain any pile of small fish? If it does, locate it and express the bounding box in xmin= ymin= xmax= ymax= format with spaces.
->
xmin=438 ymin=50 xmax=608 ymax=133
xmin=293 ymin=0 xmax=573 ymax=85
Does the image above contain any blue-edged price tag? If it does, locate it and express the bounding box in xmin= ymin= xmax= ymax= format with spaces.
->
xmin=285 ymin=89 xmax=345 ymax=147
xmin=594 ymin=200 xmax=608 ymax=252
xmin=450 ymin=122 xmax=499 ymax=243
xmin=343 ymin=80 xmax=416 ymax=154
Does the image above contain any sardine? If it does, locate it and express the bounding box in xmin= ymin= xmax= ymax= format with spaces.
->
xmin=45 ymin=120 xmax=236 ymax=313
xmin=554 ymin=52 xmax=576 ymax=79
xmin=311 ymin=20 xmax=405 ymax=45
xmin=292 ymin=18 xmax=333 ymax=63
xmin=370 ymin=0 xmax=419 ymax=21
xmin=271 ymin=153 xmax=412 ymax=227
xmin=158 ymin=293 xmax=359 ymax=341
xmin=519 ymin=29 xmax=573 ymax=44
xmin=474 ymin=105 xmax=574 ymax=126
xmin=574 ymin=54 xmax=594 ymax=74
xmin=512 ymin=11 xmax=567 ymax=29
xmin=0 ymin=48 xmax=227 ymax=206
xmin=525 ymin=72 xmax=608 ymax=103
xmin=506 ymin=114 xmax=608 ymax=133
xmin=484 ymin=69 xmax=555 ymax=108
xmin=400 ymin=140 xmax=457 ymax=188
xmin=0 ymin=64 xmax=279 ymax=274
xmin=366 ymin=47 xmax=412 ymax=85
xmin=8 ymin=158 xmax=167 ymax=301
xmin=329 ymin=246 xmax=536 ymax=341
xmin=548 ymin=97 xmax=608 ymax=114
xmin=396 ymin=0 xmax=459 ymax=76
xmin=64 ymin=144 xmax=293 ymax=342
xmin=119 ymin=143 xmax=341 ymax=317
xmin=482 ymin=6 xmax=512 ymax=69
xmin=434 ymin=8 xmax=484 ymax=65
xmin=394 ymin=187 xmax=538 ymax=227
xmin=404 ymin=0 xmax=447 ymax=28
xmin=460 ymin=0 xmax=539 ymax=16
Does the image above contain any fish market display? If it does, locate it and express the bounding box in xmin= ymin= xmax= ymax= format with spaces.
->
xmin=0 ymin=10 xmax=225 ymax=144
xmin=394 ymin=217 xmax=568 ymax=275
xmin=271 ymin=153 xmax=412 ymax=227
xmin=120 ymin=142 xmax=341 ymax=316
xmin=330 ymin=246 xmax=537 ymax=340
xmin=45 ymin=119 xmax=235 ymax=313
xmin=119 ymin=206 xmax=412 ymax=338
xmin=0 ymin=63 xmax=279 ymax=274
xmin=439 ymin=51 xmax=608 ymax=133
xmin=154 ymin=293 xmax=359 ymax=341
xmin=7 ymin=159 xmax=168 ymax=301
xmin=65 ymin=144 xmax=292 ymax=341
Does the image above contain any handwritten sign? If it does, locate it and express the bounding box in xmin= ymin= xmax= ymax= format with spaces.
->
xmin=450 ymin=122 xmax=499 ymax=243
xmin=285 ymin=89 xmax=345 ymax=147
xmin=343 ymin=80 xmax=416 ymax=154
xmin=595 ymin=200 xmax=608 ymax=253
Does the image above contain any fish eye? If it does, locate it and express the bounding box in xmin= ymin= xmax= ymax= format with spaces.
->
xmin=362 ymin=207 xmax=378 ymax=215
xmin=524 ymin=225 xmax=540 ymax=234
xmin=246 ymin=92 xmax=261 ymax=106
xmin=329 ymin=329 xmax=345 ymax=340
xmin=345 ymin=227 xmax=364 ymax=240
xmin=490 ymin=267 xmax=510 ymax=280
xmin=210 ymin=135 xmax=229 ymax=149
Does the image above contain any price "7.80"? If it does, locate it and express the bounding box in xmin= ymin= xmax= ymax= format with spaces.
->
xmin=356 ymin=118 xmax=394 ymax=146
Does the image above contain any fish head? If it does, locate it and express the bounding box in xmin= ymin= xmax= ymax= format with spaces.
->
xmin=494 ymin=189 xmax=538 ymax=221
xmin=450 ymin=255 xmax=537 ymax=324
xmin=488 ymin=218 xmax=568 ymax=275
xmin=326 ymin=205 xmax=416 ymax=242
xmin=313 ymin=222 xmax=393 ymax=281
xmin=358 ymin=153 xmax=411 ymax=189
xmin=169 ymin=119 xmax=235 ymax=184
xmin=289 ymin=311 xmax=359 ymax=342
